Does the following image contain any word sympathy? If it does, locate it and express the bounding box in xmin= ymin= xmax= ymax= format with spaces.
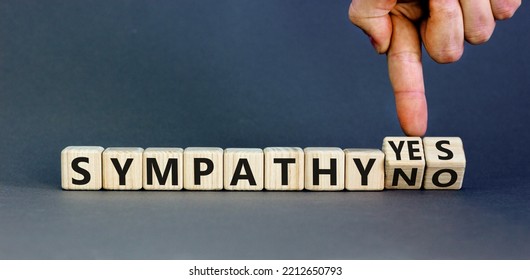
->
xmin=61 ymin=137 xmax=466 ymax=191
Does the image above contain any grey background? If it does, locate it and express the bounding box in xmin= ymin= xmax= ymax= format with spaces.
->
xmin=0 ymin=1 xmax=529 ymax=259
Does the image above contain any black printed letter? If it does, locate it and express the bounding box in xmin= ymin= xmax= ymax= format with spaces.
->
xmin=71 ymin=157 xmax=91 ymax=185
xmin=273 ymin=158 xmax=296 ymax=185
xmin=194 ymin=158 xmax=213 ymax=185
xmin=111 ymin=158 xmax=133 ymax=185
xmin=146 ymin=158 xmax=178 ymax=185
xmin=230 ymin=159 xmax=257 ymax=186
xmin=353 ymin=158 xmax=376 ymax=186
xmin=312 ymin=158 xmax=337 ymax=185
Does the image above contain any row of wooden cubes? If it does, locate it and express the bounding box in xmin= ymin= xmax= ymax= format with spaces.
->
xmin=61 ymin=137 xmax=466 ymax=191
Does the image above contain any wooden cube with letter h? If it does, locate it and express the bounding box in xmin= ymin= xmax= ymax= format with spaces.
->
xmin=423 ymin=137 xmax=466 ymax=190
xmin=304 ymin=147 xmax=344 ymax=191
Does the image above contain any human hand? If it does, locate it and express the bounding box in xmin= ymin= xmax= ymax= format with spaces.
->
xmin=349 ymin=0 xmax=520 ymax=136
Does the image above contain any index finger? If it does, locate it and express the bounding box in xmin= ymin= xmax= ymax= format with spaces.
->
xmin=387 ymin=14 xmax=427 ymax=136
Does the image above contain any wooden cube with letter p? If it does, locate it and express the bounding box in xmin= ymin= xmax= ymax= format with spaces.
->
xmin=61 ymin=146 xmax=104 ymax=190
xmin=304 ymin=147 xmax=344 ymax=191
xmin=103 ymin=147 xmax=143 ymax=190
xmin=423 ymin=137 xmax=466 ymax=190
xmin=382 ymin=137 xmax=425 ymax=189
xmin=143 ymin=148 xmax=183 ymax=190
xmin=183 ymin=147 xmax=223 ymax=190
xmin=224 ymin=148 xmax=264 ymax=191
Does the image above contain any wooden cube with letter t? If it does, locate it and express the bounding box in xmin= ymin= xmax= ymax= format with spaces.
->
xmin=224 ymin=148 xmax=264 ymax=191
xmin=423 ymin=137 xmax=466 ymax=190
xmin=103 ymin=147 xmax=144 ymax=190
xmin=143 ymin=148 xmax=183 ymax=190
xmin=183 ymin=147 xmax=223 ymax=190
xmin=304 ymin=147 xmax=344 ymax=191
xmin=61 ymin=146 xmax=104 ymax=190
xmin=264 ymin=147 xmax=304 ymax=191
xmin=382 ymin=137 xmax=425 ymax=189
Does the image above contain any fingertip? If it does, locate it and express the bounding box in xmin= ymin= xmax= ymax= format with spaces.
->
xmin=400 ymin=120 xmax=427 ymax=137
xmin=395 ymin=92 xmax=428 ymax=137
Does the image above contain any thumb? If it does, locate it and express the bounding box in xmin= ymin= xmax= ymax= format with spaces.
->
xmin=387 ymin=14 xmax=427 ymax=136
xmin=349 ymin=0 xmax=395 ymax=53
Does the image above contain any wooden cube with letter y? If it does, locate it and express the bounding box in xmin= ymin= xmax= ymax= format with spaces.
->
xmin=344 ymin=149 xmax=384 ymax=191
xmin=382 ymin=137 xmax=425 ymax=189
xmin=102 ymin=147 xmax=143 ymax=190
xmin=224 ymin=148 xmax=264 ymax=191
xmin=61 ymin=146 xmax=104 ymax=190
xmin=423 ymin=137 xmax=466 ymax=190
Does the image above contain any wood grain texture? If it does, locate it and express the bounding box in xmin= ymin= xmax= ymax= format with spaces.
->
xmin=304 ymin=147 xmax=344 ymax=191
xmin=344 ymin=149 xmax=384 ymax=191
xmin=61 ymin=146 xmax=104 ymax=190
xmin=224 ymin=148 xmax=264 ymax=191
xmin=264 ymin=147 xmax=304 ymax=191
xmin=423 ymin=137 xmax=466 ymax=190
xmin=143 ymin=148 xmax=183 ymax=190
xmin=102 ymin=147 xmax=143 ymax=190
xmin=382 ymin=137 xmax=425 ymax=190
xmin=183 ymin=147 xmax=223 ymax=190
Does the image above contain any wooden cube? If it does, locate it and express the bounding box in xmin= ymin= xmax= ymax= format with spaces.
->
xmin=264 ymin=147 xmax=304 ymax=191
xmin=423 ymin=137 xmax=466 ymax=190
xmin=61 ymin=146 xmax=104 ymax=190
xmin=304 ymin=147 xmax=344 ymax=191
xmin=344 ymin=149 xmax=384 ymax=191
xmin=382 ymin=137 xmax=425 ymax=189
xmin=183 ymin=147 xmax=223 ymax=190
xmin=102 ymin=147 xmax=143 ymax=190
xmin=224 ymin=148 xmax=264 ymax=191
xmin=143 ymin=148 xmax=183 ymax=190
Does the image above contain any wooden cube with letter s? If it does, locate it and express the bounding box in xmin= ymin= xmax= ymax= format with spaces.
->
xmin=423 ymin=137 xmax=466 ymax=190
xmin=61 ymin=146 xmax=104 ymax=190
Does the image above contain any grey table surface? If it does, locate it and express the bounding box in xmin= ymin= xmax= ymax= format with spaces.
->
xmin=1 ymin=1 xmax=529 ymax=259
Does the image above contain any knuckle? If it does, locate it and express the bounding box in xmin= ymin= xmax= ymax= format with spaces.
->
xmin=348 ymin=4 xmax=360 ymax=24
xmin=388 ymin=50 xmax=422 ymax=64
xmin=430 ymin=0 xmax=461 ymax=20
xmin=430 ymin=48 xmax=463 ymax=64
xmin=466 ymin=31 xmax=492 ymax=45
xmin=494 ymin=0 xmax=521 ymax=20
xmin=466 ymin=24 xmax=495 ymax=45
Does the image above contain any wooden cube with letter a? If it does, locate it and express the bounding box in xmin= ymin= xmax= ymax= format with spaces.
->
xmin=103 ymin=147 xmax=143 ymax=190
xmin=304 ymin=147 xmax=344 ymax=191
xmin=423 ymin=137 xmax=466 ymax=190
xmin=183 ymin=147 xmax=223 ymax=190
xmin=61 ymin=146 xmax=104 ymax=190
xmin=382 ymin=137 xmax=425 ymax=189
xmin=143 ymin=148 xmax=183 ymax=190
xmin=224 ymin=148 xmax=264 ymax=191
xmin=344 ymin=149 xmax=384 ymax=191
xmin=264 ymin=147 xmax=304 ymax=191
